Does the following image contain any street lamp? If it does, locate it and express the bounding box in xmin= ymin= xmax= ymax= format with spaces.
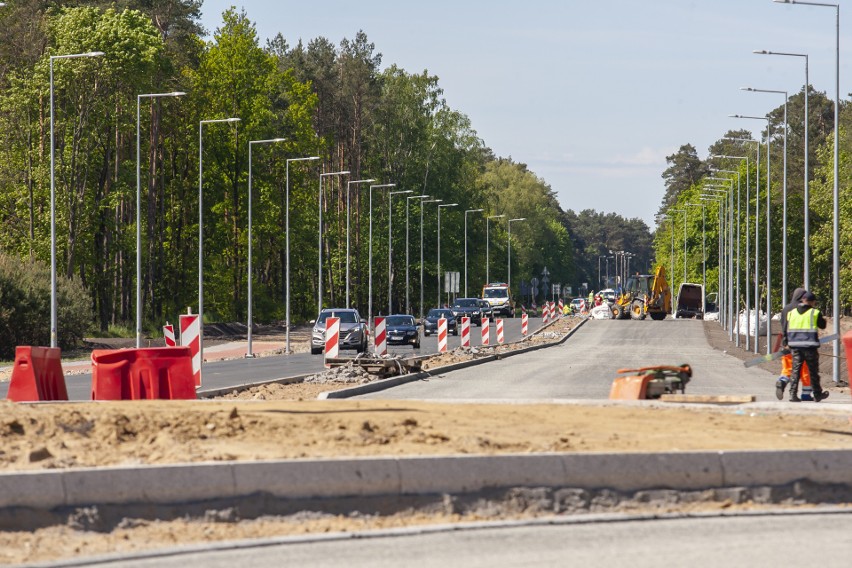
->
xmin=49 ymin=50 xmax=104 ymax=348
xmin=464 ymin=208 xmax=484 ymax=297
xmin=318 ymin=169 xmax=350 ymax=315
xmin=754 ymin=49 xmax=811 ymax=289
xmin=687 ymin=203 xmax=706 ymax=308
xmin=136 ymin=91 xmax=185 ymax=348
xmin=246 ymin=137 xmax=286 ymax=358
xmin=486 ymin=214 xmax=505 ymax=284
xmin=421 ymin=199 xmax=442 ymax=316
xmin=704 ymin=177 xmax=735 ymax=336
xmin=507 ymin=218 xmax=526 ymax=294
xmin=437 ymin=203 xmax=458 ymax=306
xmin=742 ymin=87 xmax=788 ymax=305
xmin=774 ymin=0 xmax=840 ymax=384
xmin=369 ymin=183 xmax=395 ymax=324
xmin=388 ymin=189 xmax=413 ymax=314
xmin=345 ymin=178 xmax=375 ymax=307
xmin=406 ymin=195 xmax=429 ymax=314
xmin=711 ymin=167 xmax=742 ymax=345
xmin=731 ymin=114 xmax=772 ymax=353
xmin=285 ymin=155 xmax=320 ymax=353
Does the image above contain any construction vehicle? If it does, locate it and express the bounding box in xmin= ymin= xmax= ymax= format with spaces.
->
xmin=609 ymin=364 xmax=692 ymax=400
xmin=610 ymin=265 xmax=672 ymax=321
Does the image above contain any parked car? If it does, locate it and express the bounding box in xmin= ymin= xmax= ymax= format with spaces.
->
xmin=477 ymin=299 xmax=494 ymax=321
xmin=675 ymin=283 xmax=705 ymax=319
xmin=310 ymin=308 xmax=368 ymax=354
xmin=451 ymin=297 xmax=483 ymax=325
xmin=385 ymin=314 xmax=420 ymax=348
xmin=423 ymin=308 xmax=458 ymax=336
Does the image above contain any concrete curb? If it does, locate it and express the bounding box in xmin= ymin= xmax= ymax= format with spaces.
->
xmin=319 ymin=319 xmax=587 ymax=399
xmin=2 ymin=449 xmax=850 ymax=510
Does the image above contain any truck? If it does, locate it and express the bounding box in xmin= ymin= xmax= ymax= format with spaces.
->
xmin=610 ymin=265 xmax=672 ymax=321
xmin=481 ymin=282 xmax=515 ymax=317
xmin=674 ymin=282 xmax=705 ymax=319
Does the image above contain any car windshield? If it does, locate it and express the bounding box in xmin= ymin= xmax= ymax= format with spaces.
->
xmin=427 ymin=309 xmax=453 ymax=319
xmin=483 ymin=288 xmax=508 ymax=299
xmin=386 ymin=316 xmax=414 ymax=326
xmin=453 ymin=299 xmax=478 ymax=307
xmin=317 ymin=311 xmax=358 ymax=324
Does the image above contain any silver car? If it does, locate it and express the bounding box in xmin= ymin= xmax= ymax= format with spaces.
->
xmin=310 ymin=309 xmax=368 ymax=354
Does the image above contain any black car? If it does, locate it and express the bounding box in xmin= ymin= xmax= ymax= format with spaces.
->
xmin=384 ymin=315 xmax=420 ymax=348
xmin=451 ymin=297 xmax=483 ymax=326
xmin=423 ymin=308 xmax=459 ymax=336
xmin=477 ymin=299 xmax=494 ymax=321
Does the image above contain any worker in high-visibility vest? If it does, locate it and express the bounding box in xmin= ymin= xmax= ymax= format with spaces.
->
xmin=784 ymin=291 xmax=829 ymax=403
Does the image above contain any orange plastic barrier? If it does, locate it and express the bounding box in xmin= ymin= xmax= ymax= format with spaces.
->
xmin=609 ymin=375 xmax=651 ymax=400
xmin=6 ymin=346 xmax=68 ymax=402
xmin=91 ymin=347 xmax=197 ymax=400
xmin=843 ymin=331 xmax=852 ymax=393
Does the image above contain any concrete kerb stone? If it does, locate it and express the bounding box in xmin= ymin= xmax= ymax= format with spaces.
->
xmin=197 ymin=374 xmax=310 ymax=399
xmin=3 ymin=449 xmax=852 ymax=511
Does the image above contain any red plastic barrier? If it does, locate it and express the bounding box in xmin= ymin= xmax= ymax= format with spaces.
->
xmin=843 ymin=331 xmax=852 ymax=398
xmin=91 ymin=347 xmax=197 ymax=400
xmin=6 ymin=346 xmax=68 ymax=402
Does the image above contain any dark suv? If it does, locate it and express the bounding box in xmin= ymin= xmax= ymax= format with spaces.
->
xmin=451 ymin=297 xmax=483 ymax=326
xmin=423 ymin=308 xmax=458 ymax=336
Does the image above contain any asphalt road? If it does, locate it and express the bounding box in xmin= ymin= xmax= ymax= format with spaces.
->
xmin=0 ymin=317 xmax=542 ymax=400
xmin=87 ymin=511 xmax=852 ymax=568
xmin=357 ymin=318 xmax=783 ymax=401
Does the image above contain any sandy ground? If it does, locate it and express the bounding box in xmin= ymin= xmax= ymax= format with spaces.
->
xmin=2 ymin=316 xmax=852 ymax=564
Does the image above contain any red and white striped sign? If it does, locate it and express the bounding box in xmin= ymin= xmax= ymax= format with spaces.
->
xmin=521 ymin=312 xmax=528 ymax=336
xmin=496 ymin=318 xmax=504 ymax=344
xmin=460 ymin=317 xmax=471 ymax=348
xmin=179 ymin=314 xmax=201 ymax=387
xmin=163 ymin=323 xmax=176 ymax=347
xmin=558 ymin=299 xmax=564 ymax=317
xmin=542 ymin=303 xmax=550 ymax=324
xmin=437 ymin=317 xmax=448 ymax=352
xmin=481 ymin=317 xmax=490 ymax=346
xmin=324 ymin=316 xmax=340 ymax=368
xmin=374 ymin=317 xmax=387 ymax=356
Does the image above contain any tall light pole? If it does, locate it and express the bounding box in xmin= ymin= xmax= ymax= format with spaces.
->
xmin=464 ymin=208 xmax=484 ymax=297
xmin=369 ymin=183 xmax=395 ymax=324
xmin=285 ymin=155 xmax=320 ymax=353
xmin=421 ymin=199 xmax=442 ymax=316
xmin=437 ymin=203 xmax=458 ymax=306
xmin=687 ymin=203 xmax=706 ymax=309
xmin=754 ymin=49 xmax=810 ymax=289
xmin=773 ymin=0 xmax=839 ymax=382
xmin=507 ymin=218 xmax=526 ymax=294
xmin=742 ymin=87 xmax=788 ymax=304
xmin=198 ymin=117 xmax=240 ymax=365
xmin=711 ymin=168 xmax=742 ymax=345
xmin=704 ymin=179 xmax=734 ymax=336
xmin=486 ymin=214 xmax=505 ymax=284
xmin=246 ymin=137 xmax=286 ymax=358
xmin=318 ymin=169 xmax=349 ymax=315
xmin=136 ymin=91 xmax=185 ymax=348
xmin=598 ymin=255 xmax=607 ymax=289
xmin=345 ymin=178 xmax=374 ymax=307
xmin=49 ymin=50 xmax=104 ymax=348
xmin=406 ymin=194 xmax=429 ymax=314
xmin=732 ymin=114 xmax=772 ymax=353
xmin=388 ymin=189 xmax=413 ymax=314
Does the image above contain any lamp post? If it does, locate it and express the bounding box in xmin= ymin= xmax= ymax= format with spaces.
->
xmin=754 ymin=50 xmax=810 ymax=289
xmin=388 ymin=189 xmax=413 ymax=314
xmin=731 ymin=114 xmax=772 ymax=353
xmin=198 ymin=117 xmax=240 ymax=365
xmin=704 ymin=178 xmax=734 ymax=337
xmin=406 ymin=195 xmax=429 ymax=314
xmin=136 ymin=91 xmax=185 ymax=348
xmin=701 ymin=193 xmax=726 ymax=321
xmin=507 ymin=218 xmax=526 ymax=293
xmin=711 ymin=168 xmax=742 ymax=345
xmin=598 ymin=255 xmax=607 ymax=289
xmin=437 ymin=203 xmax=458 ymax=306
xmin=486 ymin=214 xmax=505 ymax=284
xmin=49 ymin=50 xmax=104 ymax=348
xmin=345 ymin=178 xmax=374 ymax=307
xmin=421 ymin=199 xmax=442 ymax=316
xmin=285 ymin=156 xmax=320 ymax=353
xmin=369 ymin=183 xmax=395 ymax=324
xmin=246 ymin=137 xmax=286 ymax=358
xmin=687 ymin=203 xmax=706 ymax=308
xmin=742 ymin=88 xmax=788 ymax=304
xmin=774 ymin=0 xmax=840 ymax=384
xmin=318 ymin=170 xmax=350 ymax=315
xmin=464 ymin=208 xmax=484 ymax=297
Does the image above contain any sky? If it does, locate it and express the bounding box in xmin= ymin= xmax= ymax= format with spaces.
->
xmin=198 ymin=0 xmax=852 ymax=227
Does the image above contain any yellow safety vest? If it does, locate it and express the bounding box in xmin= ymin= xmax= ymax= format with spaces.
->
xmin=786 ymin=307 xmax=820 ymax=348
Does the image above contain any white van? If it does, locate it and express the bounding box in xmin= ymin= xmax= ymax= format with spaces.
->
xmin=481 ymin=283 xmax=514 ymax=317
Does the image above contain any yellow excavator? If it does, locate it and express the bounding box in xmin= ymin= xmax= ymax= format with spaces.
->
xmin=610 ymin=265 xmax=672 ymax=321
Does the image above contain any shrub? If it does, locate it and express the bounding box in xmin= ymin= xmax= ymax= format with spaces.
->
xmin=0 ymin=253 xmax=92 ymax=359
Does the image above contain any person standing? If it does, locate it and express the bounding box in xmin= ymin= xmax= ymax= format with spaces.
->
xmin=776 ymin=287 xmax=806 ymax=399
xmin=785 ymin=291 xmax=829 ymax=403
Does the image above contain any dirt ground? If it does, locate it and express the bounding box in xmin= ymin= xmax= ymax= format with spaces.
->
xmin=2 ymin=316 xmax=852 ymax=564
